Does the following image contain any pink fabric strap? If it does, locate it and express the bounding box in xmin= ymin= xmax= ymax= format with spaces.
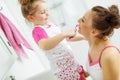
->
xmin=99 ymin=46 xmax=120 ymax=67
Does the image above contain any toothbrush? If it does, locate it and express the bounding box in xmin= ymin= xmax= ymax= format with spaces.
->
xmin=69 ymin=25 xmax=78 ymax=39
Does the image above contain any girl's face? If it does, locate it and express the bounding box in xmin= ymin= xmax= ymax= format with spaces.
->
xmin=28 ymin=1 xmax=49 ymax=26
xmin=78 ymin=10 xmax=94 ymax=39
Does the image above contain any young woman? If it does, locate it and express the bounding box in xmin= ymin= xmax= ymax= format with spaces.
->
xmin=78 ymin=5 xmax=120 ymax=80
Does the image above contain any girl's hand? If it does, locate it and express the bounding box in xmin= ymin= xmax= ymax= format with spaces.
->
xmin=62 ymin=29 xmax=76 ymax=38
xmin=66 ymin=33 xmax=85 ymax=41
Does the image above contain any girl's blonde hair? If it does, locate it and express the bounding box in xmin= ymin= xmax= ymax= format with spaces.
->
xmin=18 ymin=0 xmax=45 ymax=19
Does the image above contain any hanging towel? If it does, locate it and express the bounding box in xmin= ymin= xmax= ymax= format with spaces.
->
xmin=0 ymin=12 xmax=33 ymax=58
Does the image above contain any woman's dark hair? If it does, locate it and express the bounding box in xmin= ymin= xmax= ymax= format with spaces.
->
xmin=91 ymin=5 xmax=120 ymax=38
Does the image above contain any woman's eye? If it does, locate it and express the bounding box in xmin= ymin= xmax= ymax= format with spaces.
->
xmin=81 ymin=18 xmax=84 ymax=22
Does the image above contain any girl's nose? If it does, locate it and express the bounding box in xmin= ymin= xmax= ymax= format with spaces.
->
xmin=46 ymin=12 xmax=49 ymax=16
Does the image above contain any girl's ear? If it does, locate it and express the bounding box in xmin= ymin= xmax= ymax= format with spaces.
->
xmin=91 ymin=28 xmax=99 ymax=37
xmin=27 ymin=15 xmax=34 ymax=22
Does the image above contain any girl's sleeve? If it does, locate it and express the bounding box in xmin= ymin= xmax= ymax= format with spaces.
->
xmin=32 ymin=27 xmax=48 ymax=43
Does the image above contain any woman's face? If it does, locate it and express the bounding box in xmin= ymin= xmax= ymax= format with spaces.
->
xmin=29 ymin=1 xmax=49 ymax=26
xmin=78 ymin=10 xmax=93 ymax=39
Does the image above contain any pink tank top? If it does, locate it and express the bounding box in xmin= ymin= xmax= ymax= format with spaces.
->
xmin=86 ymin=46 xmax=120 ymax=80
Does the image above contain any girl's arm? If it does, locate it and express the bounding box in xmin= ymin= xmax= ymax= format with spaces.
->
xmin=38 ymin=29 xmax=76 ymax=50
xmin=66 ymin=33 xmax=85 ymax=41
xmin=101 ymin=48 xmax=120 ymax=80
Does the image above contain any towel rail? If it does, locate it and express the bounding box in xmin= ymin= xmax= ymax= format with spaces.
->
xmin=0 ymin=6 xmax=3 ymax=11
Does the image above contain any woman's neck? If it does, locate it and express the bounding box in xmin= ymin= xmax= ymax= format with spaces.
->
xmin=89 ymin=37 xmax=111 ymax=48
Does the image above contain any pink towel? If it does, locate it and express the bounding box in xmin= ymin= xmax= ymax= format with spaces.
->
xmin=0 ymin=12 xmax=33 ymax=58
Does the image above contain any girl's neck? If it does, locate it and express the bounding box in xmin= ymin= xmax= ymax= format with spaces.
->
xmin=34 ymin=23 xmax=48 ymax=27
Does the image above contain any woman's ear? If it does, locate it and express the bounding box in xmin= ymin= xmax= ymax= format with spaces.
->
xmin=91 ymin=28 xmax=99 ymax=37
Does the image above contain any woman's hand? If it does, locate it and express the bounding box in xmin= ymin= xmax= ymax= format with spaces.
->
xmin=82 ymin=70 xmax=90 ymax=80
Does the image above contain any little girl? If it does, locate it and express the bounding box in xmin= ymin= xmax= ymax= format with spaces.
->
xmin=18 ymin=0 xmax=88 ymax=80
